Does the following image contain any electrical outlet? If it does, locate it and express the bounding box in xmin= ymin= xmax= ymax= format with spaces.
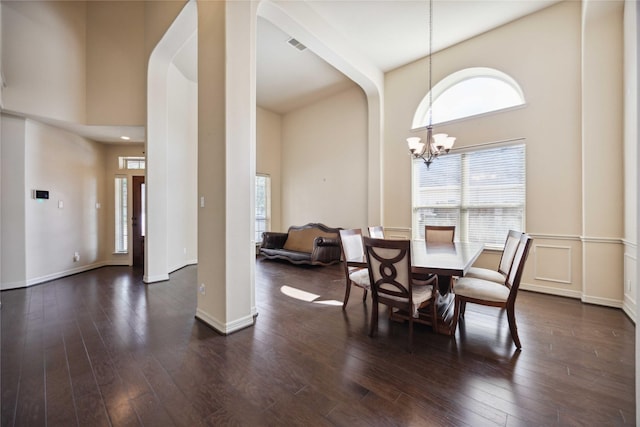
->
xmin=73 ymin=252 xmax=80 ymax=262
xmin=199 ymin=283 xmax=206 ymax=295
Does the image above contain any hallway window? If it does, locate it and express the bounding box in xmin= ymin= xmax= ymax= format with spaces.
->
xmin=115 ymin=176 xmax=128 ymax=253
xmin=256 ymin=174 xmax=271 ymax=243
xmin=118 ymin=156 xmax=146 ymax=170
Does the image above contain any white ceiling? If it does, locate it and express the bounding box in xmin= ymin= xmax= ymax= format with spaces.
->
xmin=256 ymin=0 xmax=560 ymax=113
xmin=32 ymin=0 xmax=560 ymax=143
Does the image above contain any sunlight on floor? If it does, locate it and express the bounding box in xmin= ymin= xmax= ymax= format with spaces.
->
xmin=280 ymin=285 xmax=342 ymax=306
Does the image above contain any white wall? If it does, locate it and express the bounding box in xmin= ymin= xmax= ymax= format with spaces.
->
xmin=257 ymin=106 xmax=282 ymax=232
xmin=2 ymin=1 xmax=87 ymax=123
xmin=281 ymin=85 xmax=368 ymax=230
xmin=1 ymin=114 xmax=27 ymax=289
xmin=167 ymin=63 xmax=198 ymax=272
xmin=623 ymin=0 xmax=638 ymax=320
xmin=23 ymin=120 xmax=106 ymax=286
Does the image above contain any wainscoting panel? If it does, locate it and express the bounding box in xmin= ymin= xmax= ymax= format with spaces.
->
xmin=533 ymin=244 xmax=572 ymax=284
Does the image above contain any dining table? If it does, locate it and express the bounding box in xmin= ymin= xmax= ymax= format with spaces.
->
xmin=346 ymin=239 xmax=484 ymax=335
xmin=410 ymin=240 xmax=484 ymax=335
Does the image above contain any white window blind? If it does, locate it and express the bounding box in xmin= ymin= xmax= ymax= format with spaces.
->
xmin=255 ymin=175 xmax=271 ymax=243
xmin=115 ymin=176 xmax=128 ymax=253
xmin=412 ymin=143 xmax=525 ymax=245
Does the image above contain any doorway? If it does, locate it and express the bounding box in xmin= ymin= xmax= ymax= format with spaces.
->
xmin=132 ymin=175 xmax=145 ymax=268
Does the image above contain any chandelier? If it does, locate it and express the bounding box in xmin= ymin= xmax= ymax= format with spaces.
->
xmin=407 ymin=0 xmax=455 ymax=168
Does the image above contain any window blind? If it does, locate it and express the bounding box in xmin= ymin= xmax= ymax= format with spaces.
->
xmin=413 ymin=143 xmax=525 ymax=245
xmin=114 ymin=176 xmax=128 ymax=253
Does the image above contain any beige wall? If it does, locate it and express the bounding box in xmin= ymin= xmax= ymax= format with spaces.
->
xmin=1 ymin=0 xmax=185 ymax=127
xmin=384 ymin=1 xmax=625 ymax=304
xmin=281 ymin=85 xmax=368 ymax=230
xmin=257 ymin=106 xmax=282 ymax=233
xmin=86 ymin=1 xmax=146 ymax=126
xmin=2 ymin=1 xmax=87 ymax=123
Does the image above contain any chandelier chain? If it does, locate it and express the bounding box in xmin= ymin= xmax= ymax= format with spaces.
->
xmin=428 ymin=0 xmax=433 ymax=127
xmin=406 ymin=0 xmax=455 ymax=169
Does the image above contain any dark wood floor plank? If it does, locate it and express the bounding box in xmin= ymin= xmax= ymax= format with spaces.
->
xmin=1 ymin=260 xmax=635 ymax=426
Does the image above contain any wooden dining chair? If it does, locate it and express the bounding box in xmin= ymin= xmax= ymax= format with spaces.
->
xmin=363 ymin=236 xmax=438 ymax=352
xmin=465 ymin=229 xmax=521 ymax=283
xmin=422 ymin=225 xmax=456 ymax=289
xmin=338 ymin=229 xmax=371 ymax=309
xmin=368 ymin=226 xmax=385 ymax=239
xmin=452 ymin=233 xmax=533 ymax=349
xmin=424 ymin=225 xmax=455 ymax=243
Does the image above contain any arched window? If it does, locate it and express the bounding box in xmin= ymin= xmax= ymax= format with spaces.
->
xmin=412 ymin=67 xmax=525 ymax=129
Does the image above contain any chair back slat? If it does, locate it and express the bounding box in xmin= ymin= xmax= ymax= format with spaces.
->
xmin=368 ymin=226 xmax=385 ymax=239
xmin=339 ymin=229 xmax=364 ymax=261
xmin=498 ymin=230 xmax=522 ymax=275
xmin=424 ymin=225 xmax=455 ymax=243
xmin=363 ymin=237 xmax=412 ymax=301
xmin=506 ymin=233 xmax=533 ymax=297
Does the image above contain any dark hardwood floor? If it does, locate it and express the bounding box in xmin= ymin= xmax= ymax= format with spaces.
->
xmin=1 ymin=258 xmax=635 ymax=426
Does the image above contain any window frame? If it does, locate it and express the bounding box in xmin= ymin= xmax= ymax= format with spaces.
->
xmin=114 ymin=175 xmax=129 ymax=254
xmin=411 ymin=142 xmax=526 ymax=247
xmin=255 ymin=174 xmax=271 ymax=244
xmin=118 ymin=156 xmax=146 ymax=170
xmin=412 ymin=67 xmax=526 ymax=129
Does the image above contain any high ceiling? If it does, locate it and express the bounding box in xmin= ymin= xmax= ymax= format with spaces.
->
xmin=256 ymin=0 xmax=560 ymax=113
xmin=46 ymin=0 xmax=561 ymax=143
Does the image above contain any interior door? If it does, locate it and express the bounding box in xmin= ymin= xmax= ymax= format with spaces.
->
xmin=132 ymin=175 xmax=145 ymax=268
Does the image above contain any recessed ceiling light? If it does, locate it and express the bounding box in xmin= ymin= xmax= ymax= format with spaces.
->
xmin=120 ymin=136 xmax=130 ymax=141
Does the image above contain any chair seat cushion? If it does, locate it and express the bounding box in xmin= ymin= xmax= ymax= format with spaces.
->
xmin=455 ymin=277 xmax=509 ymax=302
xmin=380 ymin=284 xmax=433 ymax=317
xmin=465 ymin=267 xmax=506 ymax=283
xmin=349 ymin=268 xmax=371 ymax=288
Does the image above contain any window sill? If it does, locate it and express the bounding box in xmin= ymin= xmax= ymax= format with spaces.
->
xmin=113 ymin=252 xmax=129 ymax=255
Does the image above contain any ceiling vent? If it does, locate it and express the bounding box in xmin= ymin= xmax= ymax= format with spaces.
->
xmin=286 ymin=37 xmax=307 ymax=52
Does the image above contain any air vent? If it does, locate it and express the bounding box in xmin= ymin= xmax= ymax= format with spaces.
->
xmin=287 ymin=37 xmax=307 ymax=52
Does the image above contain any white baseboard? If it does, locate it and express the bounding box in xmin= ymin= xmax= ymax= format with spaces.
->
xmin=581 ymin=295 xmax=623 ymax=308
xmin=195 ymin=308 xmax=255 ymax=335
xmin=144 ymin=273 xmax=169 ymax=283
xmin=622 ymin=296 xmax=636 ymax=323
xmin=168 ymin=260 xmax=198 ymax=274
xmin=1 ymin=261 xmax=126 ymax=290
xmin=520 ymin=282 xmax=625 ymax=309
xmin=1 ymin=279 xmax=27 ymax=291
xmin=519 ymin=282 xmax=583 ymax=299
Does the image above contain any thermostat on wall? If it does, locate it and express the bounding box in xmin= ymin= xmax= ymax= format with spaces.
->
xmin=33 ymin=190 xmax=49 ymax=200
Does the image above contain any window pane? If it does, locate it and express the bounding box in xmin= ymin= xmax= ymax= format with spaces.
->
xmin=115 ymin=176 xmax=128 ymax=253
xmin=119 ymin=156 xmax=146 ymax=170
xmin=255 ymin=175 xmax=271 ymax=243
xmin=467 ymin=207 xmax=524 ymax=245
xmin=141 ymin=183 xmax=146 ymax=237
xmin=430 ymin=77 xmax=524 ymax=124
xmin=412 ymin=144 xmax=525 ymax=244
xmin=414 ymin=207 xmax=460 ymax=240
